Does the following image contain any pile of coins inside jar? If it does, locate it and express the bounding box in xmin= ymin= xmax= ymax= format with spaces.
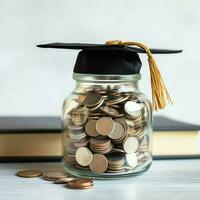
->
xmin=63 ymin=90 xmax=150 ymax=174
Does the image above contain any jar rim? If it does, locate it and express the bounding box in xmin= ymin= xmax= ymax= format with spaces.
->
xmin=73 ymin=73 xmax=141 ymax=83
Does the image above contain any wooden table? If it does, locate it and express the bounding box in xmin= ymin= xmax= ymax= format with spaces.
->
xmin=0 ymin=159 xmax=199 ymax=200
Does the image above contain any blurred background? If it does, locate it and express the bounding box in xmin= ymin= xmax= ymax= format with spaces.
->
xmin=0 ymin=0 xmax=199 ymax=124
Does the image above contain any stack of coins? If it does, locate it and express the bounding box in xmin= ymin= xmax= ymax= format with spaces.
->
xmin=63 ymin=90 xmax=150 ymax=174
xmin=107 ymin=153 xmax=126 ymax=173
xmin=90 ymin=137 xmax=113 ymax=154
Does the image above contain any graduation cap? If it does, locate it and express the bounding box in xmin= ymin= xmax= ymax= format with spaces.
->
xmin=37 ymin=40 xmax=182 ymax=111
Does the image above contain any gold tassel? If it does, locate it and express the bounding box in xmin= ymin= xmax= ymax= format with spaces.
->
xmin=105 ymin=40 xmax=173 ymax=111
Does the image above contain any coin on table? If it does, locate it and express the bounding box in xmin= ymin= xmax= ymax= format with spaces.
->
xmin=126 ymin=153 xmax=138 ymax=168
xmin=16 ymin=169 xmax=43 ymax=178
xmin=108 ymin=122 xmax=124 ymax=140
xmin=89 ymin=154 xmax=108 ymax=173
xmin=54 ymin=177 xmax=76 ymax=184
xmin=75 ymin=147 xmax=93 ymax=166
xmin=96 ymin=117 xmax=114 ymax=136
xmin=85 ymin=120 xmax=99 ymax=137
xmin=67 ymin=178 xmax=93 ymax=189
xmin=43 ymin=171 xmax=68 ymax=181
xmin=124 ymin=101 xmax=142 ymax=118
xmin=83 ymin=93 xmax=103 ymax=108
xmin=123 ymin=137 xmax=139 ymax=154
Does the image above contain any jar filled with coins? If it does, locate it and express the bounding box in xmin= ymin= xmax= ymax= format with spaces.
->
xmin=37 ymin=41 xmax=181 ymax=179
xmin=62 ymin=73 xmax=153 ymax=179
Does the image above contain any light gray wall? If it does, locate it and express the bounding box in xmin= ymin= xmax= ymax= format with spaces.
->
xmin=0 ymin=0 xmax=199 ymax=124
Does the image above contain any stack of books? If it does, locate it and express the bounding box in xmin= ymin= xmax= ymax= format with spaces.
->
xmin=0 ymin=116 xmax=199 ymax=161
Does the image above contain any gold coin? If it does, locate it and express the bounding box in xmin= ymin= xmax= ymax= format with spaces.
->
xmin=16 ymin=169 xmax=42 ymax=178
xmin=108 ymin=122 xmax=124 ymax=140
xmin=123 ymin=137 xmax=139 ymax=154
xmin=85 ymin=120 xmax=99 ymax=137
xmin=75 ymin=147 xmax=93 ymax=166
xmin=43 ymin=171 xmax=67 ymax=181
xmin=89 ymin=154 xmax=108 ymax=173
xmin=96 ymin=117 xmax=114 ymax=136
xmin=54 ymin=177 xmax=76 ymax=184
xmin=83 ymin=93 xmax=103 ymax=108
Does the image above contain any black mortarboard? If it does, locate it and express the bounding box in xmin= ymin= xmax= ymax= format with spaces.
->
xmin=37 ymin=42 xmax=182 ymax=75
xmin=37 ymin=40 xmax=182 ymax=111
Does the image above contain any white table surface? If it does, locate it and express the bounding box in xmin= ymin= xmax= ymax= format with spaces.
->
xmin=0 ymin=160 xmax=200 ymax=200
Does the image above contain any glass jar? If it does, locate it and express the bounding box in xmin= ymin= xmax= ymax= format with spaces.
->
xmin=62 ymin=73 xmax=152 ymax=179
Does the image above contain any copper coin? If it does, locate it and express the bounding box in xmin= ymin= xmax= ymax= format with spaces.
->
xmin=83 ymin=93 xmax=103 ymax=108
xmin=108 ymin=122 xmax=124 ymax=140
xmin=85 ymin=120 xmax=99 ymax=137
xmin=43 ymin=171 xmax=67 ymax=181
xmin=54 ymin=177 xmax=76 ymax=184
xmin=89 ymin=154 xmax=108 ymax=173
xmin=100 ymin=106 xmax=120 ymax=117
xmin=67 ymin=178 xmax=93 ymax=188
xmin=90 ymin=137 xmax=111 ymax=147
xmin=114 ymin=118 xmax=128 ymax=132
xmin=75 ymin=147 xmax=93 ymax=166
xmin=16 ymin=169 xmax=42 ymax=178
xmin=96 ymin=117 xmax=114 ymax=136
xmin=67 ymin=185 xmax=93 ymax=189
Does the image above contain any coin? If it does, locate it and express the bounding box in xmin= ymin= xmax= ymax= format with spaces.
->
xmin=96 ymin=117 xmax=114 ymax=136
xmin=124 ymin=101 xmax=142 ymax=118
xmin=85 ymin=120 xmax=99 ymax=137
xmin=106 ymin=95 xmax=129 ymax=105
xmin=114 ymin=118 xmax=128 ymax=132
xmin=83 ymin=93 xmax=103 ymax=108
xmin=107 ymin=153 xmax=125 ymax=172
xmin=43 ymin=171 xmax=67 ymax=181
xmin=100 ymin=106 xmax=120 ymax=117
xmin=126 ymin=153 xmax=138 ymax=168
xmin=67 ymin=118 xmax=84 ymax=130
xmin=54 ymin=177 xmax=76 ymax=184
xmin=63 ymin=90 xmax=149 ymax=175
xmin=108 ymin=122 xmax=124 ymax=140
xmin=16 ymin=169 xmax=42 ymax=178
xmin=123 ymin=137 xmax=139 ymax=154
xmin=75 ymin=147 xmax=93 ymax=166
xmin=90 ymin=137 xmax=112 ymax=154
xmin=89 ymin=154 xmax=108 ymax=173
xmin=67 ymin=178 xmax=93 ymax=189
xmin=71 ymin=107 xmax=89 ymax=126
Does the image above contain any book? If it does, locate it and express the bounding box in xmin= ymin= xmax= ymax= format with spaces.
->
xmin=153 ymin=116 xmax=200 ymax=159
xmin=0 ymin=116 xmax=199 ymax=161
